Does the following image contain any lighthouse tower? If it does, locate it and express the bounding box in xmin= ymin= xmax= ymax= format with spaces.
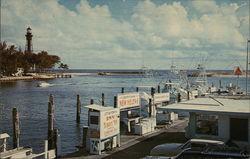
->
xmin=25 ymin=27 xmax=33 ymax=53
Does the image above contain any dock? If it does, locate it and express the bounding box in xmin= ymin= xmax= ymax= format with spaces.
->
xmin=61 ymin=119 xmax=188 ymax=159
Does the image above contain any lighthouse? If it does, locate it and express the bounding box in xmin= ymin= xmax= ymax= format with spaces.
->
xmin=25 ymin=27 xmax=33 ymax=53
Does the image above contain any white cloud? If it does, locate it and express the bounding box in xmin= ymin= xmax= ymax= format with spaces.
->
xmin=191 ymin=1 xmax=219 ymax=13
xmin=2 ymin=0 xmax=248 ymax=69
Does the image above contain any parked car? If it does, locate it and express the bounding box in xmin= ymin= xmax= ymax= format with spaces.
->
xmin=149 ymin=139 xmax=249 ymax=159
xmin=150 ymin=139 xmax=224 ymax=158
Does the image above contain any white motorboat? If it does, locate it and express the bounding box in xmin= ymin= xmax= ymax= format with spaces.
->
xmin=37 ymin=82 xmax=52 ymax=87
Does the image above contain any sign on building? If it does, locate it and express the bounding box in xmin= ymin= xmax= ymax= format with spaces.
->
xmin=86 ymin=105 xmax=120 ymax=140
xmin=117 ymin=92 xmax=140 ymax=109
xmin=154 ymin=93 xmax=170 ymax=103
xmin=86 ymin=105 xmax=120 ymax=155
xmin=100 ymin=109 xmax=120 ymax=139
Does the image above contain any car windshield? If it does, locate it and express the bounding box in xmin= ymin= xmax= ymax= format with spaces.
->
xmin=180 ymin=141 xmax=208 ymax=150
xmin=180 ymin=142 xmax=191 ymax=149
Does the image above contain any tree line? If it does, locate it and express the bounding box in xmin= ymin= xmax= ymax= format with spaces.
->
xmin=0 ymin=42 xmax=63 ymax=76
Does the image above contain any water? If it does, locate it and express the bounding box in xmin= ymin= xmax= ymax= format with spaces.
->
xmin=0 ymin=70 xmax=249 ymax=155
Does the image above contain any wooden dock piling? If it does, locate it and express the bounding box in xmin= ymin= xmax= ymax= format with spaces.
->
xmin=90 ymin=99 xmax=94 ymax=104
xmin=121 ymin=87 xmax=124 ymax=93
xmin=49 ymin=94 xmax=54 ymax=105
xmin=76 ymin=94 xmax=81 ymax=124
xmin=102 ymin=93 xmax=105 ymax=106
xmin=157 ymin=85 xmax=160 ymax=93
xmin=114 ymin=96 xmax=117 ymax=108
xmin=151 ymin=87 xmax=155 ymax=96
xmin=54 ymin=129 xmax=59 ymax=157
xmin=82 ymin=126 xmax=89 ymax=149
xmin=136 ymin=87 xmax=139 ymax=92
xmin=149 ymin=99 xmax=152 ymax=117
xmin=177 ymin=93 xmax=181 ymax=102
xmin=48 ymin=94 xmax=55 ymax=150
xmin=12 ymin=108 xmax=20 ymax=149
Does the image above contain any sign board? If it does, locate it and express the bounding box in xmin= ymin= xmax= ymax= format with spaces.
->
xmin=100 ymin=108 xmax=120 ymax=139
xmin=154 ymin=93 xmax=170 ymax=103
xmin=117 ymin=92 xmax=140 ymax=109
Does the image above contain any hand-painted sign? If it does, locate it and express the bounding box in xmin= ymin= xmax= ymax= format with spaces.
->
xmin=100 ymin=109 xmax=120 ymax=139
xmin=154 ymin=93 xmax=170 ymax=103
xmin=117 ymin=92 xmax=140 ymax=109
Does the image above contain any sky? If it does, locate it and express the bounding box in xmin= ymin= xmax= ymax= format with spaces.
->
xmin=1 ymin=0 xmax=249 ymax=70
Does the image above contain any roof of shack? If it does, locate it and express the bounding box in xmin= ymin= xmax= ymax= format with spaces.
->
xmin=158 ymin=97 xmax=250 ymax=116
xmin=85 ymin=104 xmax=117 ymax=112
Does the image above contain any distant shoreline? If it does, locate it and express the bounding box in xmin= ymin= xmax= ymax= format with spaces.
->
xmin=0 ymin=71 xmax=249 ymax=82
xmin=188 ymin=72 xmax=250 ymax=78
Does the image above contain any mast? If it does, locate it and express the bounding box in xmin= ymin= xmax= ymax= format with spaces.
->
xmin=247 ymin=0 xmax=250 ymax=95
xmin=247 ymin=40 xmax=249 ymax=94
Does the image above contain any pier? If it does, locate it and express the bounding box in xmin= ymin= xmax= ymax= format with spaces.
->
xmin=62 ymin=119 xmax=188 ymax=159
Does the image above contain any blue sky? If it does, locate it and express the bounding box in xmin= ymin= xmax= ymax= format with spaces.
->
xmin=2 ymin=0 xmax=249 ymax=69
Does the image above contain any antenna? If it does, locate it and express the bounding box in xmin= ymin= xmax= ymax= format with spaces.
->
xmin=208 ymin=96 xmax=224 ymax=106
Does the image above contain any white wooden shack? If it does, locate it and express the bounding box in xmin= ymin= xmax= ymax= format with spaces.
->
xmin=86 ymin=104 xmax=120 ymax=155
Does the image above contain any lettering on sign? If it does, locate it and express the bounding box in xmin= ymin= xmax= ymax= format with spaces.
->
xmin=154 ymin=93 xmax=170 ymax=103
xmin=100 ymin=109 xmax=120 ymax=139
xmin=117 ymin=93 xmax=140 ymax=109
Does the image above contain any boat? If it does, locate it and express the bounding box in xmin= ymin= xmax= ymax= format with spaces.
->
xmin=37 ymin=82 xmax=52 ymax=87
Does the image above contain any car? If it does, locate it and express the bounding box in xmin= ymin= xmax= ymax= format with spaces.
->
xmin=150 ymin=139 xmax=224 ymax=158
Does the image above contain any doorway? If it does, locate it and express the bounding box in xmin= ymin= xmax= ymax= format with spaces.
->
xmin=230 ymin=118 xmax=248 ymax=142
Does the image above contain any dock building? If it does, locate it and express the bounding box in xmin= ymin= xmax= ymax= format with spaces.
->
xmin=158 ymin=97 xmax=250 ymax=149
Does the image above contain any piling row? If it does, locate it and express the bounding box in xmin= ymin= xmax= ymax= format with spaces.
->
xmin=8 ymin=85 xmax=172 ymax=157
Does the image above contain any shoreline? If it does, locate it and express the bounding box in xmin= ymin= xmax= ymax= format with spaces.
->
xmin=0 ymin=71 xmax=249 ymax=82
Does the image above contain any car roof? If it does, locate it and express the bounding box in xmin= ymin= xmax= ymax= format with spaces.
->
xmin=189 ymin=139 xmax=224 ymax=144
